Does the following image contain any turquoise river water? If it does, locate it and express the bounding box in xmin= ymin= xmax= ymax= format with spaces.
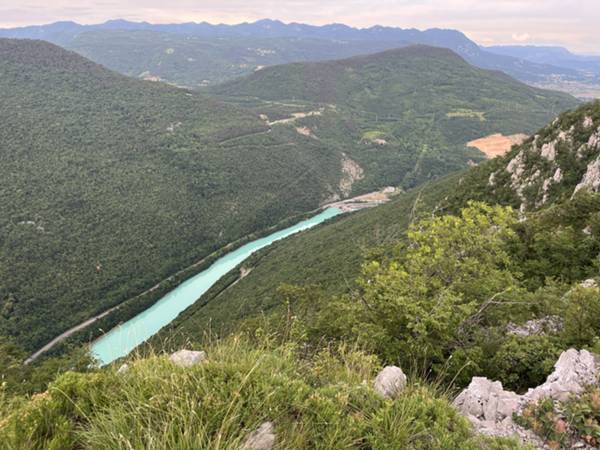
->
xmin=91 ymin=207 xmax=342 ymax=365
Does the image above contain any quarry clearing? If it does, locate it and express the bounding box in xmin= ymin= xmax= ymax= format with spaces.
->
xmin=467 ymin=133 xmax=528 ymax=158
xmin=325 ymin=186 xmax=398 ymax=212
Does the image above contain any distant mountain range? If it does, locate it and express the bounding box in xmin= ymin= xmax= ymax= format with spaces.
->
xmin=486 ymin=45 xmax=600 ymax=76
xmin=0 ymin=19 xmax=598 ymax=92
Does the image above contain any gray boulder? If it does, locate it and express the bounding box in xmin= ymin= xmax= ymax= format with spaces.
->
xmin=454 ymin=349 xmax=600 ymax=447
xmin=374 ymin=366 xmax=407 ymax=399
xmin=242 ymin=422 xmax=276 ymax=450
xmin=169 ymin=349 xmax=207 ymax=368
xmin=453 ymin=377 xmax=522 ymax=425
xmin=525 ymin=349 xmax=600 ymax=402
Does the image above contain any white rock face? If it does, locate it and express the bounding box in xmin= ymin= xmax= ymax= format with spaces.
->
xmin=581 ymin=278 xmax=598 ymax=288
xmin=506 ymin=151 xmax=525 ymax=180
xmin=583 ymin=116 xmax=594 ymax=129
xmin=540 ymin=141 xmax=557 ymax=161
xmin=243 ymin=422 xmax=276 ymax=450
xmin=454 ymin=350 xmax=600 ymax=445
xmin=526 ymin=349 xmax=600 ymax=403
xmin=588 ymin=126 xmax=600 ymax=149
xmin=454 ymin=377 xmax=522 ymax=425
xmin=553 ymin=167 xmax=563 ymax=183
xmin=116 ymin=363 xmax=130 ymax=374
xmin=374 ymin=366 xmax=407 ymax=399
xmin=169 ymin=350 xmax=207 ymax=368
xmin=574 ymin=156 xmax=600 ymax=194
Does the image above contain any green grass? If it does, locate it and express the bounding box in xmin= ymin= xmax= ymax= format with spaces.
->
xmin=0 ymin=336 xmax=525 ymax=449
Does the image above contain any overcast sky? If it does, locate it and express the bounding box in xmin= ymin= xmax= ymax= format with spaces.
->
xmin=1 ymin=0 xmax=598 ymax=53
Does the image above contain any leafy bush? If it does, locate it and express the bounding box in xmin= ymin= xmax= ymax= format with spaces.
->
xmin=562 ymin=286 xmax=600 ymax=348
xmin=312 ymin=202 xmax=524 ymax=375
xmin=488 ymin=336 xmax=562 ymax=392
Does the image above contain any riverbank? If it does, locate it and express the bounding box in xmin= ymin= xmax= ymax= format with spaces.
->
xmin=23 ymin=207 xmax=343 ymax=365
xmin=91 ymin=208 xmax=343 ymax=365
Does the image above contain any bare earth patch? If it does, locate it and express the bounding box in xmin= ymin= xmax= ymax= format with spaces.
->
xmin=467 ymin=133 xmax=528 ymax=159
xmin=325 ymin=186 xmax=398 ymax=212
xmin=339 ymin=154 xmax=364 ymax=197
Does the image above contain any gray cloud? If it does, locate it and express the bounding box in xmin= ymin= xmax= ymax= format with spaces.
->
xmin=0 ymin=0 xmax=598 ymax=52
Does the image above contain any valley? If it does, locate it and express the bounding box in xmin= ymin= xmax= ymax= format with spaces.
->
xmin=0 ymin=40 xmax=577 ymax=360
xmin=2 ymin=11 xmax=600 ymax=449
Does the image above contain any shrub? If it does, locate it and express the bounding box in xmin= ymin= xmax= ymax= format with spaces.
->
xmin=488 ymin=335 xmax=562 ymax=393
xmin=516 ymin=385 xmax=600 ymax=449
xmin=562 ymin=286 xmax=600 ymax=347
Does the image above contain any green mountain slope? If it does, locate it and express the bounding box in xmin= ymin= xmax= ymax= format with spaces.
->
xmin=213 ymin=46 xmax=579 ymax=192
xmin=65 ymin=29 xmax=409 ymax=88
xmin=160 ymin=100 xmax=600 ymax=344
xmin=0 ymin=39 xmax=354 ymax=353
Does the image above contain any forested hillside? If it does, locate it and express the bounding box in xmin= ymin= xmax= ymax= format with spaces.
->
xmin=0 ymin=38 xmax=347 ymax=354
xmin=213 ymin=46 xmax=578 ymax=191
xmin=161 ymin=100 xmax=600 ymax=360
xmin=4 ymin=101 xmax=600 ymax=449
xmin=66 ymin=30 xmax=406 ymax=87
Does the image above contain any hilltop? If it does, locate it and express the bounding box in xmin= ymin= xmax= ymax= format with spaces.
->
xmin=213 ymin=46 xmax=578 ymax=191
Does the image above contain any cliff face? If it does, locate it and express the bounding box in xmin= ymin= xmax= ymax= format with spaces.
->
xmin=485 ymin=101 xmax=600 ymax=212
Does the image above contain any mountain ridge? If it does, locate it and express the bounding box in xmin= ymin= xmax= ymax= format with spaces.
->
xmin=0 ymin=19 xmax=588 ymax=88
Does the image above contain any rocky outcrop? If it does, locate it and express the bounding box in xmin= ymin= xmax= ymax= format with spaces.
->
xmin=116 ymin=363 xmax=130 ymax=374
xmin=525 ymin=349 xmax=600 ymax=403
xmin=574 ymin=156 xmax=600 ymax=194
xmin=484 ymin=107 xmax=600 ymax=210
xmin=454 ymin=349 xmax=600 ymax=446
xmin=581 ymin=278 xmax=598 ymax=288
xmin=169 ymin=349 xmax=207 ymax=368
xmin=506 ymin=316 xmax=563 ymax=337
xmin=374 ymin=366 xmax=407 ymax=399
xmin=243 ymin=422 xmax=276 ymax=450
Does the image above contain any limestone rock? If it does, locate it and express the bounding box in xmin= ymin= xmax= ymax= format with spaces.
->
xmin=453 ymin=377 xmax=522 ymax=425
xmin=506 ymin=316 xmax=563 ymax=337
xmin=525 ymin=349 xmax=600 ymax=403
xmin=116 ymin=363 xmax=129 ymax=374
xmin=454 ymin=350 xmax=600 ymax=447
xmin=169 ymin=349 xmax=207 ymax=368
xmin=540 ymin=141 xmax=557 ymax=161
xmin=574 ymin=156 xmax=600 ymax=194
xmin=243 ymin=422 xmax=276 ymax=450
xmin=374 ymin=366 xmax=407 ymax=399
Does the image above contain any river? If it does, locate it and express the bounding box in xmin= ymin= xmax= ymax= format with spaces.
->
xmin=91 ymin=207 xmax=342 ymax=365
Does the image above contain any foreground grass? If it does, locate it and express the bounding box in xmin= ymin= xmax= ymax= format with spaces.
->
xmin=0 ymin=336 xmax=524 ymax=449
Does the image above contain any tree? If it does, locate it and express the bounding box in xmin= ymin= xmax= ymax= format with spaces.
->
xmin=317 ymin=202 xmax=523 ymax=372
